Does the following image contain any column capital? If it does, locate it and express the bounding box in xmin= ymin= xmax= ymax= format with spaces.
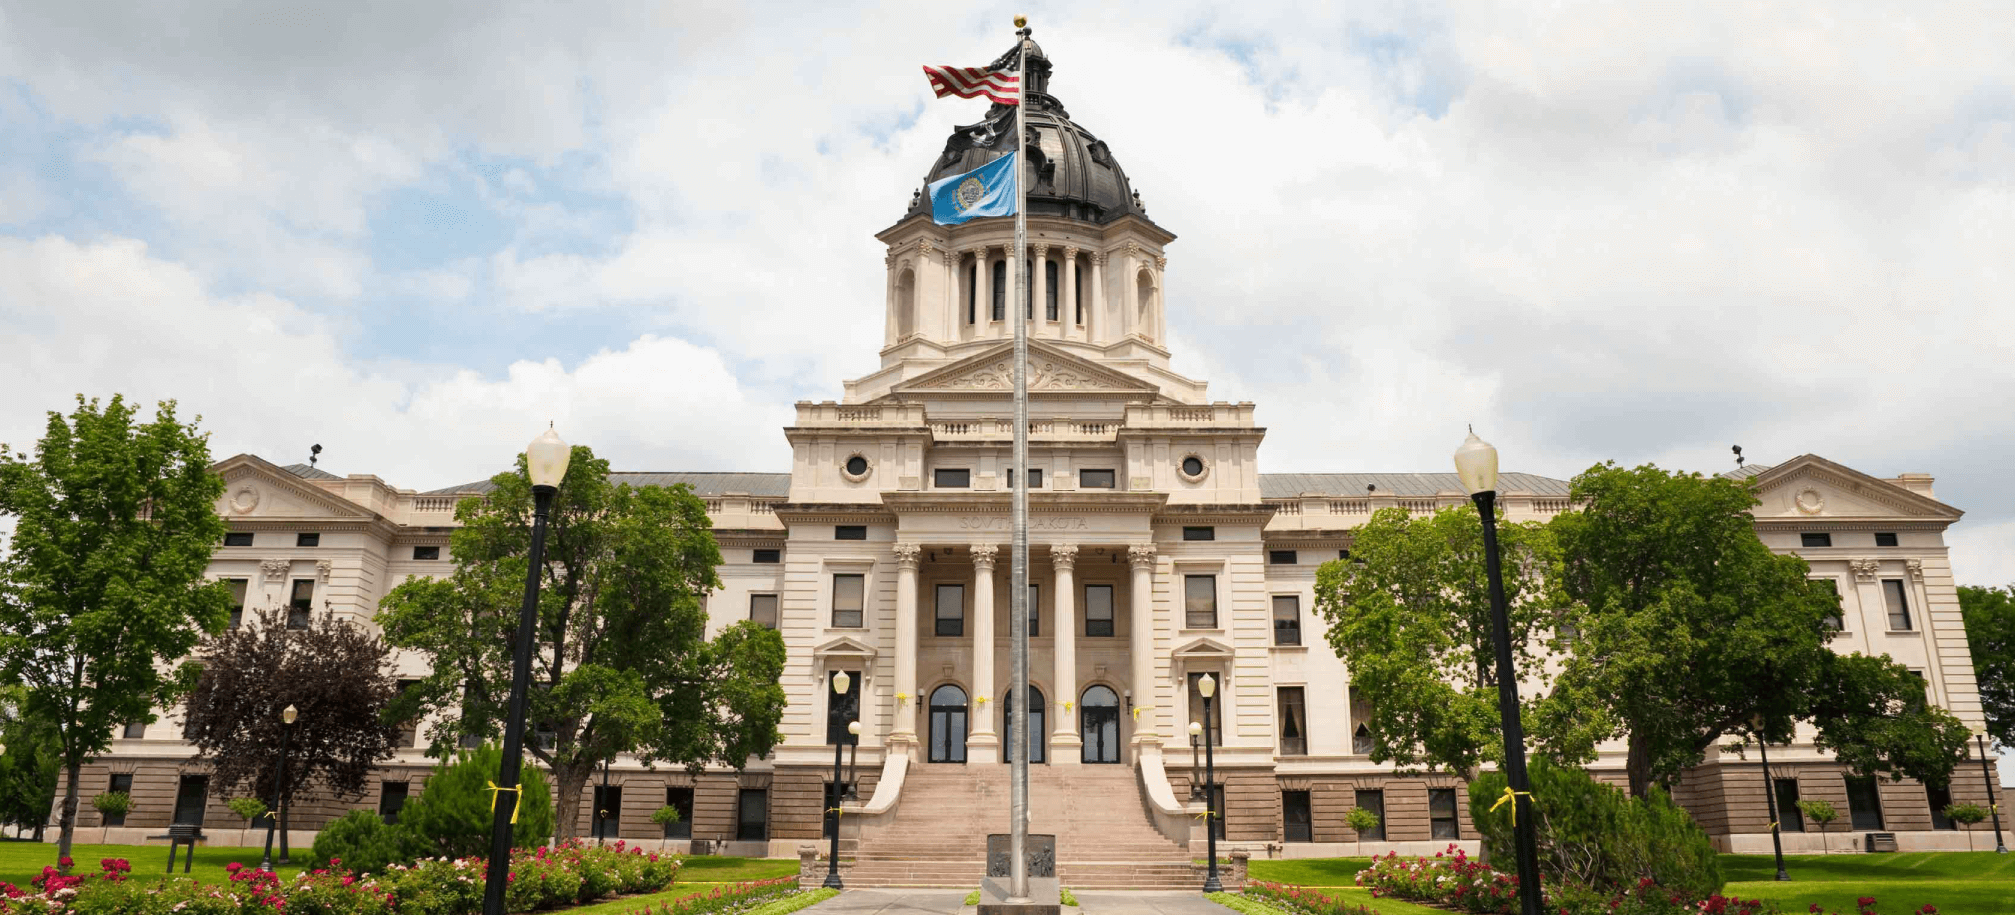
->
xmin=893 ymin=542 xmax=923 ymax=569
xmin=1128 ymin=543 xmax=1157 ymax=569
xmin=1051 ymin=543 xmax=1079 ymax=570
xmin=1064 ymin=245 xmax=1081 ymax=259
xmin=971 ymin=543 xmax=1000 ymax=570
xmin=1032 ymin=242 xmax=1049 ymax=257
xmin=1091 ymin=251 xmax=1109 ymax=267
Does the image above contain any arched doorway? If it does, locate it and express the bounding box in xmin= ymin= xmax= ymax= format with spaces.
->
xmin=1002 ymin=686 xmax=1047 ymax=764
xmin=1080 ymin=685 xmax=1121 ymax=764
xmin=929 ymin=684 xmax=968 ymax=763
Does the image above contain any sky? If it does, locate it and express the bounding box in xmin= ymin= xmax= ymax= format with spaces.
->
xmin=0 ymin=10 xmax=2010 ymax=573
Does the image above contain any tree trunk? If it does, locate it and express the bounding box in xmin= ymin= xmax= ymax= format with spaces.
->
xmin=56 ymin=759 xmax=81 ymax=873
xmin=1625 ymin=732 xmax=1652 ymax=799
xmin=552 ymin=762 xmax=589 ymax=841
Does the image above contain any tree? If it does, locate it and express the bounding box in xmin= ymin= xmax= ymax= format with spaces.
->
xmin=379 ymin=445 xmax=788 ymax=839
xmin=182 ymin=606 xmax=400 ymax=862
xmin=1312 ymin=504 xmax=1581 ymax=782
xmin=1957 ymin=584 xmax=2014 ymax=749
xmin=0 ymin=395 xmax=230 ymax=869
xmin=1794 ymin=798 xmax=1838 ymax=854
xmin=1549 ymin=462 xmax=1969 ymax=797
xmin=0 ymin=686 xmax=60 ymax=839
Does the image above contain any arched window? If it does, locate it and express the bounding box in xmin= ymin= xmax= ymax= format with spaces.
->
xmin=1074 ymin=263 xmax=1084 ymax=325
xmin=1044 ymin=259 xmax=1059 ymax=321
xmin=1002 ymin=686 xmax=1046 ymax=764
xmin=967 ymin=263 xmax=977 ymax=325
xmin=930 ymin=684 xmax=969 ymax=763
xmin=1080 ymin=685 xmax=1121 ymax=764
xmin=1136 ymin=269 xmax=1156 ymax=338
xmin=992 ymin=260 xmax=1006 ymax=322
xmin=895 ymin=268 xmax=916 ymax=338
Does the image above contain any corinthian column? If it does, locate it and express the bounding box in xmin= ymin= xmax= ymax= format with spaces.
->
xmin=969 ymin=543 xmax=1001 ymax=762
xmin=891 ymin=543 xmax=922 ymax=751
xmin=1051 ymin=544 xmax=1082 ymax=762
xmin=1032 ymin=243 xmax=1050 ymax=332
xmin=1128 ymin=543 xmax=1159 ymax=744
xmin=1062 ymin=246 xmax=1080 ymax=338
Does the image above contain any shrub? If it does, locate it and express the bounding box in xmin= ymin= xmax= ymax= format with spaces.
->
xmin=312 ymin=809 xmax=428 ymax=876
xmin=89 ymin=792 xmax=132 ymax=820
xmin=1343 ymin=807 xmax=1380 ymax=836
xmin=1470 ymin=758 xmax=1720 ymax=896
xmin=228 ymin=796 xmax=269 ymax=824
xmin=397 ymin=742 xmax=555 ymax=858
xmin=653 ymin=805 xmax=684 ymax=826
xmin=1943 ymin=802 xmax=1986 ymax=826
xmin=1347 ymin=853 xmax=1780 ymax=915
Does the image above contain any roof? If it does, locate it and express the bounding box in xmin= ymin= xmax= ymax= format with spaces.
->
xmin=281 ymin=463 xmax=342 ymax=481
xmin=1722 ymin=463 xmax=1773 ymax=480
xmin=422 ymin=472 xmax=792 ymax=498
xmin=1257 ymin=472 xmax=1571 ymax=499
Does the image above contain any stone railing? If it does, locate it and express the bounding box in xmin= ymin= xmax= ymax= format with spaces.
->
xmin=794 ymin=401 xmax=927 ymax=427
xmin=929 ymin=419 xmax=1119 ymax=441
xmin=1123 ymin=402 xmax=1257 ymax=429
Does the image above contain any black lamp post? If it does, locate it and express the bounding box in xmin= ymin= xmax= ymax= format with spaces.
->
xmin=824 ymin=671 xmax=854 ymax=891
xmin=597 ymin=758 xmax=611 ymax=846
xmin=1454 ymin=430 xmax=1542 ymax=915
xmin=482 ymin=427 xmax=571 ymax=915
xmin=1754 ymin=727 xmax=1789 ymax=880
xmin=1199 ymin=673 xmax=1221 ymax=894
xmin=1981 ymin=732 xmax=2008 ymax=854
xmin=1189 ymin=721 xmax=1204 ymax=799
xmin=258 ymin=704 xmax=298 ymax=871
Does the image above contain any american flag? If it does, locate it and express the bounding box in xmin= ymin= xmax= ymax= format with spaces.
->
xmin=922 ymin=63 xmax=1019 ymax=106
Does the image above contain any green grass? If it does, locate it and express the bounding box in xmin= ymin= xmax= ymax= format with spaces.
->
xmin=1721 ymin=852 xmax=2015 ymax=915
xmin=964 ymin=888 xmax=981 ymax=905
xmin=1244 ymin=857 xmax=1374 ymax=887
xmin=662 ymin=855 xmax=798 ymax=884
xmin=561 ymin=884 xmax=830 ymax=915
xmin=0 ymin=841 xmax=308 ymax=888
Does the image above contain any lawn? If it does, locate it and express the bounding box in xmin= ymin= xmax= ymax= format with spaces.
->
xmin=1244 ymin=857 xmax=1374 ymax=887
xmin=1721 ymin=852 xmax=2015 ymax=915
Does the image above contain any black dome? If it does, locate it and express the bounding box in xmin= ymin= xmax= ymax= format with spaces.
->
xmin=907 ymin=36 xmax=1149 ymax=225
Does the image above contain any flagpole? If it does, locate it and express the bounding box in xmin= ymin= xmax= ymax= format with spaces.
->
xmin=1007 ymin=13 xmax=1032 ymax=906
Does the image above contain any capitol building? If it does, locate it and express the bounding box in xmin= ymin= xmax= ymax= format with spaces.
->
xmin=70 ymin=39 xmax=2000 ymax=883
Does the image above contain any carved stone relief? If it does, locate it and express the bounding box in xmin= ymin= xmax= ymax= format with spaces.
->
xmin=1850 ymin=558 xmax=1880 ymax=582
xmin=261 ymin=558 xmax=292 ymax=583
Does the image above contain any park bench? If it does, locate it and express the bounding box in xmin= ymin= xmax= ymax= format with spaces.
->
xmin=144 ymin=824 xmax=206 ymax=873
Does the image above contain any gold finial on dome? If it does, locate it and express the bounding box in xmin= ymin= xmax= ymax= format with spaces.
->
xmin=1014 ymin=15 xmax=1027 ymax=28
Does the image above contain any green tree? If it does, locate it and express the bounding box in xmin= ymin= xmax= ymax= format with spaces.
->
xmin=1550 ymin=462 xmax=1969 ymax=797
xmin=397 ymin=742 xmax=555 ymax=857
xmin=1957 ymin=584 xmax=2014 ymax=748
xmin=379 ymin=445 xmax=787 ymax=839
xmin=0 ymin=395 xmax=229 ymax=868
xmin=0 ymin=686 xmax=61 ymax=839
xmin=1312 ymin=504 xmax=1581 ymax=783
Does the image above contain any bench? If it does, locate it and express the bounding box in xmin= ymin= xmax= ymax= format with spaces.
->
xmin=144 ymin=824 xmax=207 ymax=873
xmin=1864 ymin=832 xmax=1898 ymax=853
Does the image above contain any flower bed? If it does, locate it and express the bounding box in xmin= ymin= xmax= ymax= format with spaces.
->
xmin=0 ymin=840 xmax=687 ymax=914
xmin=613 ymin=879 xmax=798 ymax=915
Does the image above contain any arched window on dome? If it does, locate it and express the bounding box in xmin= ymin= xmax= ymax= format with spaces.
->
xmin=992 ymin=260 xmax=1006 ymax=322
xmin=1044 ymin=259 xmax=1059 ymax=322
xmin=895 ymin=267 xmax=916 ymax=339
xmin=1135 ymin=268 xmax=1156 ymax=339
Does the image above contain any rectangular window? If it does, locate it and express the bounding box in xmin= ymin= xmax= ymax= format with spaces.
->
xmin=395 ymin=679 xmax=421 ymax=747
xmin=223 ymin=532 xmax=254 ymax=547
xmin=1339 ymin=549 xmax=1351 ymax=561
xmin=122 ymin=721 xmax=146 ymax=739
xmin=297 ymin=532 xmax=320 ymax=547
xmin=827 ymin=670 xmax=860 ymax=745
xmin=1882 ymin=579 xmax=1912 ymax=630
xmin=663 ymin=787 xmax=694 ymax=839
xmin=832 ymin=574 xmax=865 ymax=628
xmin=749 ymin=594 xmax=779 ymax=630
xmin=967 ymin=264 xmax=977 ymax=325
xmin=736 ymin=788 xmax=769 ymax=840
xmin=227 ymin=578 xmax=248 ymax=629
xmin=834 ymin=525 xmax=867 ymax=541
xmin=1268 ymin=550 xmax=1297 ymax=565
xmin=1079 ymin=469 xmax=1116 ymax=489
xmin=1045 ymin=259 xmax=1059 ymax=321
xmin=1074 ymin=264 xmax=1085 ymax=324
xmin=935 ymin=584 xmax=965 ymax=637
xmin=1182 ymin=526 xmax=1215 ymax=542
xmin=1353 ymin=789 xmax=1386 ymax=840
xmin=593 ymin=785 xmax=622 ymax=839
xmin=1282 ymin=791 xmax=1313 ymax=842
xmin=1845 ymin=775 xmax=1885 ymax=830
xmin=1875 ymin=532 xmax=1899 ymax=547
xmin=104 ymin=774 xmax=133 ymax=826
xmin=1186 ymin=672 xmax=1223 ymax=743
xmin=1774 ymin=779 xmax=1804 ymax=832
xmin=1800 ymin=532 xmax=1832 ymax=548
xmin=1006 ymin=468 xmax=1042 ymax=489
xmin=753 ymin=548 xmax=782 ymax=564
xmin=412 ymin=545 xmax=440 ymax=561
xmin=1429 ymin=788 xmax=1460 ymax=839
xmin=991 ymin=260 xmax=1006 ymax=322
xmin=1084 ymin=584 xmax=1115 ymax=637
xmin=1027 ymin=584 xmax=1040 ymax=638
xmin=379 ymin=781 xmax=410 ymax=824
xmin=934 ymin=468 xmax=971 ymax=488
xmin=288 ymin=579 xmax=314 ymax=629
xmin=1184 ymin=575 xmax=1217 ymax=629
xmin=1350 ymin=687 xmax=1374 ymax=754
xmin=1927 ymin=784 xmax=1955 ymax=830
xmin=1277 ymin=687 xmax=1307 ymax=755
xmin=173 ymin=775 xmax=209 ymax=826
xmin=1272 ymin=595 xmax=1301 ymax=646
xmin=1813 ymin=579 xmax=1843 ymax=631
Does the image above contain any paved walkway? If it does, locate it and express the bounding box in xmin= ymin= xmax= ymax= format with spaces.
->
xmin=809 ymin=889 xmax=1231 ymax=915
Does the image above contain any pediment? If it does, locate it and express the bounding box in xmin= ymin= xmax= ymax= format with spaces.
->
xmin=812 ymin=634 xmax=879 ymax=661
xmin=1745 ymin=454 xmax=1962 ymax=522
xmin=891 ymin=341 xmax=1160 ymax=396
xmin=210 ymin=454 xmax=377 ymax=521
xmin=1170 ymin=635 xmax=1236 ymax=660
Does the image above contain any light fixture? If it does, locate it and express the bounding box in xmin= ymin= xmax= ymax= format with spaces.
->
xmin=1188 ymin=721 xmax=1202 ymax=737
xmin=283 ymin=704 xmax=299 ymax=725
xmin=832 ymin=671 xmax=851 ymax=695
xmin=1453 ymin=428 xmax=1499 ymax=495
xmin=1197 ymin=673 xmax=1216 ymax=699
xmin=526 ymin=426 xmax=571 ymax=490
xmin=847 ymin=720 xmax=862 ymax=736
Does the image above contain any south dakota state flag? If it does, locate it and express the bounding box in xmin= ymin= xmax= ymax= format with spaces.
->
xmin=928 ymin=152 xmax=1017 ymax=225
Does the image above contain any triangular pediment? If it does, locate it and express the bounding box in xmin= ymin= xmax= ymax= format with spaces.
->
xmin=1745 ymin=454 xmax=1962 ymax=522
xmin=1170 ymin=635 xmax=1236 ymax=660
xmin=891 ymin=341 xmax=1160 ymax=396
xmin=210 ymin=454 xmax=378 ymax=521
xmin=812 ymin=634 xmax=879 ymax=661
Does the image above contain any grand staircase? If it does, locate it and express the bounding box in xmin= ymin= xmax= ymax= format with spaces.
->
xmin=844 ymin=764 xmax=1197 ymax=890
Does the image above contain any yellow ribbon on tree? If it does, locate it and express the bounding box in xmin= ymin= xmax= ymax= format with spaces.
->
xmin=1192 ymin=809 xmax=1217 ymax=821
xmin=486 ymin=781 xmax=524 ymax=824
xmin=261 ymin=808 xmax=281 ymax=822
xmin=1489 ymin=787 xmax=1533 ymax=827
xmin=827 ymin=806 xmax=844 ymax=826
xmin=1768 ymin=821 xmax=1780 ymax=833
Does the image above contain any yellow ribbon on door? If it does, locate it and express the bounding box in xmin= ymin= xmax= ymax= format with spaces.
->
xmin=486 ymin=781 xmax=524 ymax=824
xmin=1490 ymin=787 xmax=1533 ymax=827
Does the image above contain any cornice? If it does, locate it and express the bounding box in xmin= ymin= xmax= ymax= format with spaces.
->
xmin=880 ymin=491 xmax=1169 ymax=514
xmin=768 ymin=504 xmax=900 ymax=524
xmin=1754 ymin=519 xmax=1953 ymax=533
xmin=1151 ymin=504 xmax=1278 ymax=523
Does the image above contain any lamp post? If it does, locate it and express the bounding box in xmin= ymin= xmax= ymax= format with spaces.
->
xmin=1753 ymin=726 xmax=1789 ymax=880
xmin=1198 ymin=673 xmax=1221 ymax=894
xmin=258 ymin=704 xmax=298 ymax=871
xmin=1189 ymin=721 xmax=1204 ymax=799
xmin=597 ymin=758 xmax=611 ymax=847
xmin=1981 ymin=732 xmax=2008 ymax=854
xmin=1454 ymin=430 xmax=1542 ymax=915
xmin=482 ymin=426 xmax=571 ymax=915
xmin=824 ymin=671 xmax=853 ymax=890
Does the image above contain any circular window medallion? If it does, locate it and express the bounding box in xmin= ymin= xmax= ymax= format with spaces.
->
xmin=229 ymin=485 xmax=261 ymax=514
xmin=1795 ymin=488 xmax=1825 ymax=515
xmin=841 ymin=454 xmax=873 ymax=483
xmin=1177 ymin=454 xmax=1209 ymax=483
